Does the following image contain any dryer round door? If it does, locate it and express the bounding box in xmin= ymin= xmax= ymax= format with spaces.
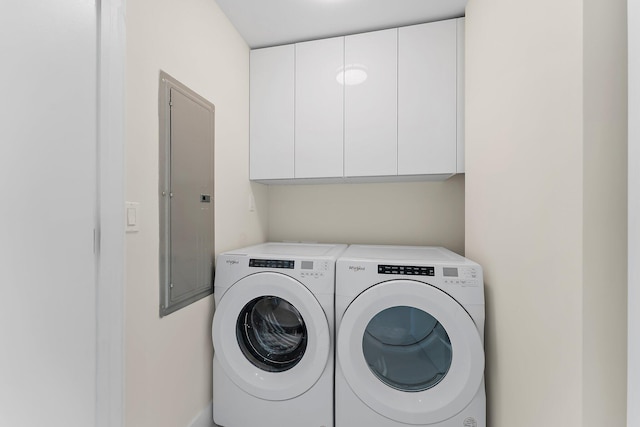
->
xmin=337 ymin=280 xmax=484 ymax=425
xmin=212 ymin=272 xmax=330 ymax=401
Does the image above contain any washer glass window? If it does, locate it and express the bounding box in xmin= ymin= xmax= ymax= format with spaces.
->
xmin=362 ymin=306 xmax=452 ymax=391
xmin=236 ymin=296 xmax=308 ymax=372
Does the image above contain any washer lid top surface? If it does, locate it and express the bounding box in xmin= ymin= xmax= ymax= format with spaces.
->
xmin=337 ymin=280 xmax=484 ymax=424
xmin=226 ymin=242 xmax=347 ymax=259
xmin=213 ymin=272 xmax=330 ymax=401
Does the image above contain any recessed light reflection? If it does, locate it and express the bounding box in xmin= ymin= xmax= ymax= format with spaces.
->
xmin=336 ymin=64 xmax=368 ymax=86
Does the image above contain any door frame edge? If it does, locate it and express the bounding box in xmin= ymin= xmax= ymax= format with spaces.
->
xmin=96 ymin=1 xmax=126 ymax=426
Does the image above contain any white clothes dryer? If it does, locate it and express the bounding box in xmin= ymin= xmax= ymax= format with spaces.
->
xmin=335 ymin=245 xmax=485 ymax=427
xmin=212 ymin=242 xmax=346 ymax=427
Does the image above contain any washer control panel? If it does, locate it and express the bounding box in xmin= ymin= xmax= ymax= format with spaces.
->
xmin=442 ymin=266 xmax=481 ymax=287
xmin=247 ymin=258 xmax=330 ymax=279
xmin=299 ymin=260 xmax=330 ymax=279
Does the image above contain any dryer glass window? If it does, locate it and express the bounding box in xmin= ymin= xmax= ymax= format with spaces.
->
xmin=362 ymin=306 xmax=452 ymax=392
xmin=236 ymin=296 xmax=308 ymax=372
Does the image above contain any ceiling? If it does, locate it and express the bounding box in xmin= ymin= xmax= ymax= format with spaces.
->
xmin=215 ymin=0 xmax=468 ymax=49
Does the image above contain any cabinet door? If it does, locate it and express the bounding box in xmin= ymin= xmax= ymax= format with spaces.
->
xmin=250 ymin=45 xmax=295 ymax=180
xmin=295 ymin=37 xmax=344 ymax=178
xmin=398 ymin=20 xmax=457 ymax=175
xmin=344 ymin=29 xmax=398 ymax=177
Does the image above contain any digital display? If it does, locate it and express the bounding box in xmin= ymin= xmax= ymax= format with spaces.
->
xmin=443 ymin=267 xmax=458 ymax=277
xmin=301 ymin=261 xmax=314 ymax=270
xmin=249 ymin=259 xmax=295 ymax=269
xmin=378 ymin=265 xmax=434 ymax=276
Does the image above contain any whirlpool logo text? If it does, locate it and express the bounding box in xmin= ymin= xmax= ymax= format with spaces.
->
xmin=348 ymin=265 xmax=366 ymax=272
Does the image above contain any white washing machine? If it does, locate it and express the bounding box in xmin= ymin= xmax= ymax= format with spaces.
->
xmin=335 ymin=245 xmax=485 ymax=427
xmin=212 ymin=242 xmax=347 ymax=427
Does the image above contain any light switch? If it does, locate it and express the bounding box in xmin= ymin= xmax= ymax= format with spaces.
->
xmin=125 ymin=202 xmax=140 ymax=233
xmin=127 ymin=207 xmax=136 ymax=226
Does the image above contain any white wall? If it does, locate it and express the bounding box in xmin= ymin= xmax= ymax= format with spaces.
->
xmin=125 ymin=0 xmax=267 ymax=425
xmin=629 ymin=0 xmax=639 ymax=424
xmin=268 ymin=176 xmax=465 ymax=254
xmin=465 ymin=0 xmax=627 ymax=426
xmin=465 ymin=1 xmax=583 ymax=424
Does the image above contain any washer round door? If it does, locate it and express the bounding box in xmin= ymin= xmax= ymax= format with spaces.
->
xmin=213 ymin=272 xmax=330 ymax=401
xmin=337 ymin=280 xmax=484 ymax=425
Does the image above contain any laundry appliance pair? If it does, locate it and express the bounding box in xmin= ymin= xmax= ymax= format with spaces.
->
xmin=212 ymin=242 xmax=485 ymax=427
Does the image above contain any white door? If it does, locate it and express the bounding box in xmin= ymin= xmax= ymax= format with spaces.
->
xmin=0 ymin=1 xmax=99 ymax=426
xmin=212 ymin=272 xmax=330 ymax=400
xmin=337 ymin=280 xmax=484 ymax=425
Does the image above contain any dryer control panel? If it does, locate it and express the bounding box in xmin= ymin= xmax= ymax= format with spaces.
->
xmin=378 ymin=265 xmax=435 ymax=276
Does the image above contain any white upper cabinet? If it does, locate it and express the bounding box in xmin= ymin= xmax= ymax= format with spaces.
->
xmin=344 ymin=29 xmax=398 ymax=178
xmin=398 ymin=20 xmax=457 ymax=176
xmin=250 ymin=45 xmax=295 ymax=180
xmin=295 ymin=37 xmax=344 ymax=179
xmin=248 ymin=18 xmax=464 ymax=183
